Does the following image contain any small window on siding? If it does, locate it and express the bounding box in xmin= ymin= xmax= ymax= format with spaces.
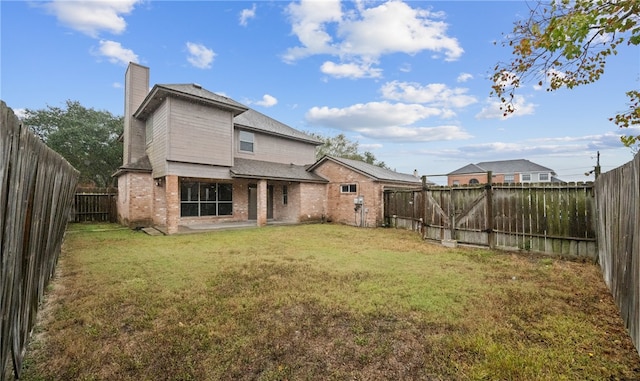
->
xmin=539 ymin=173 xmax=549 ymax=181
xmin=341 ymin=184 xmax=357 ymax=193
xmin=504 ymin=174 xmax=515 ymax=183
xmin=469 ymin=178 xmax=479 ymax=184
xmin=239 ymin=131 xmax=254 ymax=153
xmin=521 ymin=173 xmax=531 ymax=182
xmin=282 ymin=185 xmax=288 ymax=205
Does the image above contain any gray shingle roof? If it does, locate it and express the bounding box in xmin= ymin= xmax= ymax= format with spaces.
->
xmin=309 ymin=156 xmax=423 ymax=185
xmin=135 ymin=83 xmax=319 ymax=144
xmin=231 ymin=158 xmax=328 ymax=183
xmin=234 ymin=108 xmax=321 ymax=145
xmin=134 ymin=83 xmax=248 ymax=120
xmin=449 ymin=159 xmax=555 ymax=175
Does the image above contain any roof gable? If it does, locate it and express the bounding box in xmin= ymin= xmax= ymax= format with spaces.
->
xmin=234 ymin=108 xmax=321 ymax=145
xmin=309 ymin=156 xmax=423 ymax=185
xmin=134 ymin=83 xmax=248 ymax=120
xmin=449 ymin=159 xmax=556 ymax=175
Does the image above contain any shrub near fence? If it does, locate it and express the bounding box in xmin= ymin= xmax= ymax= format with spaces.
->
xmin=0 ymin=101 xmax=79 ymax=380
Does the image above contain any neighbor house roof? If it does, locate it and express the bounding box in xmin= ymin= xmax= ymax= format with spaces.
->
xmin=230 ymin=158 xmax=328 ymax=183
xmin=234 ymin=108 xmax=321 ymax=145
xmin=308 ymin=156 xmax=424 ymax=185
xmin=133 ymin=83 xmax=249 ymax=120
xmin=449 ymin=159 xmax=556 ymax=175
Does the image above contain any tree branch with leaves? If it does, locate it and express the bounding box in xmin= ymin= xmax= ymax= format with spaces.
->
xmin=492 ymin=0 xmax=640 ymax=149
xmin=22 ymin=100 xmax=123 ymax=187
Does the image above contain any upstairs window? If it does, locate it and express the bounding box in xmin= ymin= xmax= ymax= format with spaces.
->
xmin=521 ymin=174 xmax=531 ymax=182
xmin=239 ymin=131 xmax=254 ymax=153
xmin=341 ymin=184 xmax=357 ymax=193
xmin=539 ymin=173 xmax=549 ymax=181
xmin=504 ymin=174 xmax=515 ymax=183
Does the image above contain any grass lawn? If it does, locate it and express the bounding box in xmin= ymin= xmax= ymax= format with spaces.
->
xmin=20 ymin=223 xmax=640 ymax=380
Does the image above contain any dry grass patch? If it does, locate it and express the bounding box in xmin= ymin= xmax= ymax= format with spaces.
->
xmin=20 ymin=223 xmax=639 ymax=380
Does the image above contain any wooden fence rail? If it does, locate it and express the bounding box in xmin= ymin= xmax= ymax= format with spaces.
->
xmin=1 ymin=101 xmax=79 ymax=381
xmin=385 ymin=181 xmax=596 ymax=258
xmin=595 ymin=153 xmax=639 ymax=357
xmin=72 ymin=189 xmax=117 ymax=223
xmin=384 ymin=155 xmax=639 ymax=356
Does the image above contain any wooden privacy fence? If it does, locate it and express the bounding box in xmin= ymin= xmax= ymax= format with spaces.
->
xmin=595 ymin=153 xmax=639 ymax=357
xmin=385 ymin=180 xmax=596 ymax=259
xmin=73 ymin=188 xmax=117 ymax=223
xmin=1 ymin=101 xmax=79 ymax=381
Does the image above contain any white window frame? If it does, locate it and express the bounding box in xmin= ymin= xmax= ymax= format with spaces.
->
xmin=340 ymin=184 xmax=357 ymax=193
xmin=539 ymin=173 xmax=550 ymax=181
xmin=239 ymin=131 xmax=254 ymax=153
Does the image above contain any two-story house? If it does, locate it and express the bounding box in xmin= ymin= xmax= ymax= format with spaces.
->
xmin=447 ymin=159 xmax=560 ymax=186
xmin=115 ymin=63 xmax=421 ymax=234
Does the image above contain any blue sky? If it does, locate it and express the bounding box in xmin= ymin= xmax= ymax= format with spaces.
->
xmin=3 ymin=0 xmax=639 ymax=184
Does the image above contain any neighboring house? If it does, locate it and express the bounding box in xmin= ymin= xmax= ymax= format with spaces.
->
xmin=447 ymin=159 xmax=560 ymax=186
xmin=115 ymin=63 xmax=420 ymax=233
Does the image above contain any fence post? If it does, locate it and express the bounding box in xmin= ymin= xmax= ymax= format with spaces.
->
xmin=486 ymin=171 xmax=494 ymax=249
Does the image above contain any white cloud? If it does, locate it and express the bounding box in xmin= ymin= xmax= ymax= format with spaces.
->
xmin=337 ymin=1 xmax=463 ymax=61
xmin=13 ymin=108 xmax=27 ymax=120
xmin=94 ymin=40 xmax=138 ymax=65
xmin=380 ymin=81 xmax=477 ymax=109
xmin=475 ymin=95 xmax=536 ymax=120
xmin=186 ymin=42 xmax=215 ymax=69
xmin=283 ymin=0 xmax=342 ymax=62
xmin=457 ymin=73 xmax=473 ymax=83
xmin=357 ymin=125 xmax=472 ymax=142
xmin=284 ymin=0 xmax=463 ymax=78
xmin=305 ymin=101 xmax=471 ymax=142
xmin=239 ymin=3 xmax=257 ymax=26
xmin=112 ymin=82 xmax=123 ymax=89
xmin=307 ymin=101 xmax=443 ymax=129
xmin=254 ymin=94 xmax=278 ymax=107
xmin=320 ymin=61 xmax=382 ymax=79
xmin=44 ymin=0 xmax=140 ymax=38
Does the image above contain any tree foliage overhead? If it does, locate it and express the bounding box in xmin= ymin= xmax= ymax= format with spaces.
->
xmin=22 ymin=100 xmax=123 ymax=187
xmin=492 ymin=0 xmax=640 ymax=148
xmin=310 ymin=132 xmax=389 ymax=169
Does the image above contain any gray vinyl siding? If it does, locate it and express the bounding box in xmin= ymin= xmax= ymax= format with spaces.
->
xmin=234 ymin=129 xmax=317 ymax=165
xmin=166 ymin=162 xmax=232 ymax=179
xmin=147 ymin=100 xmax=168 ymax=177
xmin=167 ymin=98 xmax=234 ymax=166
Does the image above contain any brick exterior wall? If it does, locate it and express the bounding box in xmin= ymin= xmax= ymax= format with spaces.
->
xmin=311 ymin=161 xmax=381 ymax=227
xmin=165 ymin=175 xmax=179 ymax=234
xmin=152 ymin=177 xmax=167 ymax=226
xmin=448 ymin=173 xmax=510 ymax=185
xmin=116 ymin=172 xmax=153 ymax=227
xmin=299 ymin=182 xmax=327 ymax=223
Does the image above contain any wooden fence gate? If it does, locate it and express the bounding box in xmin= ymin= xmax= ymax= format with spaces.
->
xmin=385 ymin=181 xmax=597 ymax=259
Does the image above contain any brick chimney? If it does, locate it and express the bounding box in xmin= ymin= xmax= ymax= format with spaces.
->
xmin=123 ymin=62 xmax=149 ymax=166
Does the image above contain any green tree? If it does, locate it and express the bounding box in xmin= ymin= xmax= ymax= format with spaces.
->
xmin=492 ymin=0 xmax=640 ymax=148
xmin=22 ymin=100 xmax=123 ymax=187
xmin=310 ymin=132 xmax=389 ymax=169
